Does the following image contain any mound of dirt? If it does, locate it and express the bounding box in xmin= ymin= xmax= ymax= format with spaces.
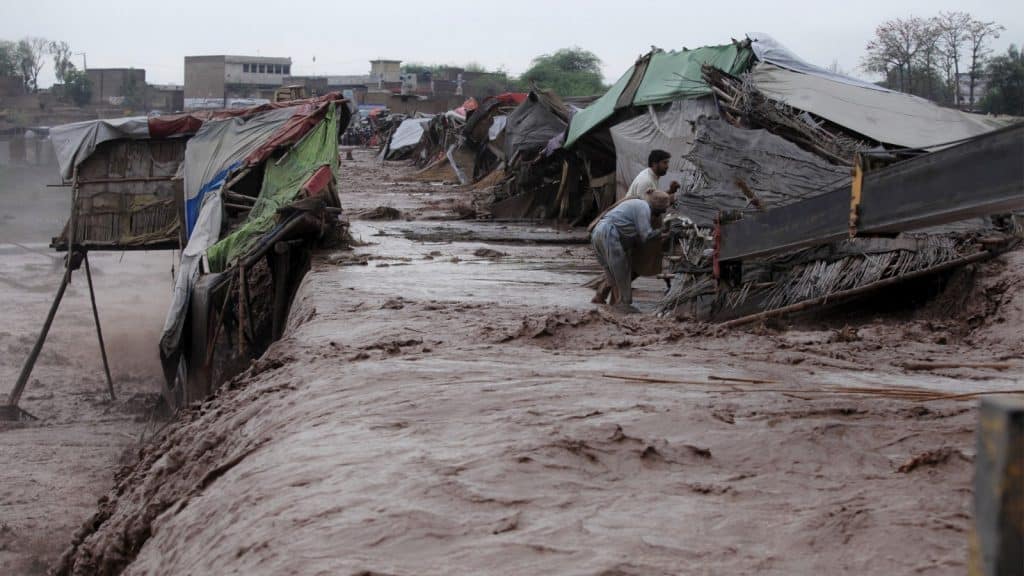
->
xmin=916 ymin=248 xmax=1024 ymax=353
xmin=354 ymin=206 xmax=403 ymax=220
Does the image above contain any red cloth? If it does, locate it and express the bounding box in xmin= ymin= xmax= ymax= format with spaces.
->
xmin=300 ymin=164 xmax=333 ymax=197
xmin=146 ymin=93 xmax=345 ymax=141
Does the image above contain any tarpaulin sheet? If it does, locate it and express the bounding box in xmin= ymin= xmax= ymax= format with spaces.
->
xmin=51 ymin=93 xmax=351 ymax=180
xmin=566 ymin=44 xmax=753 ymax=148
xmin=679 ymin=116 xmax=849 ymax=226
xmin=488 ymin=116 xmax=507 ymax=141
xmin=747 ymin=32 xmax=893 ymax=93
xmin=504 ymin=91 xmax=569 ymax=160
xmin=183 ymin=106 xmax=300 ymax=237
xmin=751 ymin=63 xmax=1012 ymax=149
xmin=206 ymin=102 xmax=339 ymax=272
xmin=50 ymin=117 xmax=150 ymax=179
xmin=386 ymin=117 xmax=431 ymax=158
xmin=158 ymin=105 xmax=301 ymax=377
xmin=609 ymin=97 xmax=718 ymax=199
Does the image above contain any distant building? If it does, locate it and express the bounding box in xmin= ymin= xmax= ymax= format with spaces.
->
xmin=369 ymin=60 xmax=402 ymax=85
xmin=86 ymin=68 xmax=146 ymax=106
xmin=184 ymin=55 xmax=292 ymax=108
xmin=957 ymin=72 xmax=991 ymax=109
xmin=148 ymin=84 xmax=184 ymax=112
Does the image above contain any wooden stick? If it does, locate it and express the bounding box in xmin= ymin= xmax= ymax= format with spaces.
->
xmin=708 ymin=374 xmax=778 ymax=385
xmin=902 ymin=361 xmax=1016 ymax=372
xmin=719 ymin=250 xmax=996 ymax=329
xmin=602 ymin=373 xmax=712 ymax=386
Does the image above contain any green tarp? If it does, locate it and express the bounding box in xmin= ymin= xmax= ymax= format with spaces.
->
xmin=565 ymin=44 xmax=754 ymax=148
xmin=206 ymin=103 xmax=339 ymax=272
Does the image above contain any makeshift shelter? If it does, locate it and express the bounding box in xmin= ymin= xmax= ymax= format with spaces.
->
xmin=561 ymin=34 xmax=1019 ymax=322
xmin=46 ymin=94 xmax=354 ymax=408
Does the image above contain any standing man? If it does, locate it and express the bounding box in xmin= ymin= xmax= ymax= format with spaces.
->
xmin=626 ymin=149 xmax=681 ymax=200
xmin=590 ymin=190 xmax=672 ymax=313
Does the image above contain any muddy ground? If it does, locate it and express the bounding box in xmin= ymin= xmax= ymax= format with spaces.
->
xmin=5 ymin=149 xmax=1023 ymax=575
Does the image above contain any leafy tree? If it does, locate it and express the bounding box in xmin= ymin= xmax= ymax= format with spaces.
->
xmin=862 ymin=17 xmax=927 ymax=93
xmin=122 ymin=70 xmax=144 ymax=109
xmin=520 ymin=47 xmax=605 ymax=97
xmin=981 ymin=44 xmax=1024 ymax=116
xmin=965 ymin=19 xmax=1004 ymax=107
xmin=937 ymin=11 xmax=972 ymax=105
xmin=16 ymin=36 xmax=48 ymax=92
xmin=401 ymin=63 xmax=440 ymax=75
xmin=0 ymin=40 xmax=20 ymax=78
xmin=50 ymin=40 xmax=75 ymax=84
xmin=63 ymin=69 xmax=92 ymax=106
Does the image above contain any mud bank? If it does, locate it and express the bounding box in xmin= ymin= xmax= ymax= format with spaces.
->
xmin=54 ymin=149 xmax=1022 ymax=575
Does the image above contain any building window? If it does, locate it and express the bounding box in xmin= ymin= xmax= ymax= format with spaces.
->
xmin=243 ymin=63 xmax=250 ymax=73
xmin=284 ymin=65 xmax=290 ymax=75
xmin=261 ymin=64 xmax=268 ymax=73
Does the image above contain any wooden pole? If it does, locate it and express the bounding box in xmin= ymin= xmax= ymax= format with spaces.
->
xmin=5 ymin=259 xmax=73 ymax=409
xmin=84 ymin=253 xmax=116 ymax=401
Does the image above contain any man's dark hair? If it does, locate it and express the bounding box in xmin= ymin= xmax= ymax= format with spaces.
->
xmin=648 ymin=149 xmax=671 ymax=167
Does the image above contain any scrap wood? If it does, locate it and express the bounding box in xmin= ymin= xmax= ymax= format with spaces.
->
xmin=708 ymin=374 xmax=777 ymax=385
xmin=901 ymin=361 xmax=1016 ymax=372
xmin=896 ymin=447 xmax=968 ymax=473
xmin=602 ymin=373 xmax=710 ymax=386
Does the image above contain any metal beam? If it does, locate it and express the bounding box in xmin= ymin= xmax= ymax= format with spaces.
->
xmin=719 ymin=122 xmax=1024 ymax=262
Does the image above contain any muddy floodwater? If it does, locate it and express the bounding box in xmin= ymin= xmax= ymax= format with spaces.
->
xmin=3 ymin=150 xmax=1022 ymax=575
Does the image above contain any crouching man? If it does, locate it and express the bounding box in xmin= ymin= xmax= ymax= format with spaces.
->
xmin=590 ymin=190 xmax=671 ymax=313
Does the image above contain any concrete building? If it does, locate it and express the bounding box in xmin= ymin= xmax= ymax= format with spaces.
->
xmin=184 ymin=55 xmax=292 ymax=103
xmin=148 ymin=84 xmax=185 ymax=112
xmin=86 ymin=68 xmax=146 ymax=106
xmin=370 ymin=60 xmax=402 ymax=84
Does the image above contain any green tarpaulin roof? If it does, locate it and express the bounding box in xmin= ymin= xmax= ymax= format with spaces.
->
xmin=565 ymin=44 xmax=754 ymax=148
xmin=206 ymin=102 xmax=339 ymax=272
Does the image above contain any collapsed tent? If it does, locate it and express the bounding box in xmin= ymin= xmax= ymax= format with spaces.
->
xmin=559 ymin=34 xmax=1019 ymax=322
xmin=381 ymin=116 xmax=432 ymax=160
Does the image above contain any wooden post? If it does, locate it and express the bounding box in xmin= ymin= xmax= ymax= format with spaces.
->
xmin=84 ymin=253 xmax=115 ymax=401
xmin=970 ymin=395 xmax=1024 ymax=576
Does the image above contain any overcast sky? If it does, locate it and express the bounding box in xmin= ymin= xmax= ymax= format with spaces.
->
xmin=3 ymin=0 xmax=1021 ymax=88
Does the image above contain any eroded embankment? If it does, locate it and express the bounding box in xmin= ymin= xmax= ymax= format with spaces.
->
xmin=52 ymin=150 xmax=1022 ymax=575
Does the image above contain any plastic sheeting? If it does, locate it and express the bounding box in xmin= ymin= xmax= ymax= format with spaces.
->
xmin=609 ymin=98 xmax=719 ymax=199
xmin=183 ymin=106 xmax=300 ymax=237
xmin=751 ymin=63 xmax=1012 ymax=149
xmin=566 ymin=44 xmax=753 ymax=148
xmin=50 ymin=117 xmax=150 ymax=179
xmin=386 ymin=117 xmax=431 ymax=158
xmin=504 ymin=91 xmax=570 ymax=160
xmin=679 ymin=117 xmax=850 ymax=226
xmin=158 ymin=106 xmax=300 ymax=378
xmin=206 ymin=102 xmax=339 ymax=272
xmin=488 ymin=116 xmax=507 ymax=141
xmin=747 ymin=32 xmax=892 ymax=93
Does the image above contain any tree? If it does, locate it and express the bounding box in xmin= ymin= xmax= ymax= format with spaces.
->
xmin=980 ymin=44 xmax=1024 ymax=116
xmin=15 ymin=36 xmax=48 ymax=92
xmin=520 ymin=47 xmax=605 ymax=97
xmin=63 ymin=69 xmax=92 ymax=106
xmin=0 ymin=40 xmax=19 ymax=78
xmin=966 ymin=19 xmax=1004 ymax=108
xmin=863 ymin=17 xmax=928 ymax=93
xmin=50 ymin=40 xmax=75 ymax=84
xmin=937 ymin=11 xmax=972 ymax=105
xmin=914 ymin=18 xmax=945 ymax=102
xmin=122 ymin=70 xmax=144 ymax=109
